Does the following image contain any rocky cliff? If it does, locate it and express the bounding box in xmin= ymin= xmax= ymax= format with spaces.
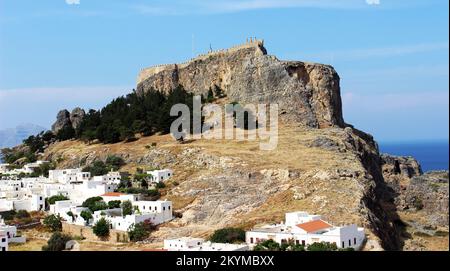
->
xmin=137 ymin=40 xmax=344 ymax=128
xmin=51 ymin=108 xmax=86 ymax=133
xmin=33 ymin=40 xmax=448 ymax=251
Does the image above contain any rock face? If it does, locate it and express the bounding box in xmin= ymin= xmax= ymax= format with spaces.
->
xmin=402 ymin=171 xmax=449 ymax=225
xmin=51 ymin=109 xmax=71 ymax=133
xmin=70 ymin=108 xmax=86 ymax=131
xmin=381 ymin=154 xmax=422 ymax=179
xmin=51 ymin=108 xmax=86 ymax=133
xmin=137 ymin=40 xmax=345 ymax=128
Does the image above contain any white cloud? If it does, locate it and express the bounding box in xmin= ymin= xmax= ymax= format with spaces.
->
xmin=366 ymin=0 xmax=380 ymax=5
xmin=132 ymin=0 xmax=371 ymax=15
xmin=66 ymin=0 xmax=80 ymax=5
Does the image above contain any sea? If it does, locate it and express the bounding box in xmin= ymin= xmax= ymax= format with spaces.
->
xmin=379 ymin=140 xmax=449 ymax=173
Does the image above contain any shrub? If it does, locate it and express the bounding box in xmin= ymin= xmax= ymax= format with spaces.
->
xmin=307 ymin=242 xmax=338 ymax=251
xmin=42 ymin=232 xmax=72 ymax=251
xmin=105 ymin=155 xmax=125 ymax=170
xmin=128 ymin=220 xmax=155 ymax=242
xmin=0 ymin=210 xmax=16 ymax=221
xmin=93 ymin=218 xmax=110 ymax=238
xmin=121 ymin=200 xmax=133 ymax=216
xmin=209 ymin=228 xmax=245 ymax=244
xmin=253 ymin=240 xmax=281 ymax=251
xmin=15 ymin=210 xmax=31 ymax=219
xmin=43 ymin=214 xmax=62 ymax=232
xmin=155 ymin=182 xmax=166 ymax=189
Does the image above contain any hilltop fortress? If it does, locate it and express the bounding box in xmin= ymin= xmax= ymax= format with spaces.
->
xmin=136 ymin=38 xmax=345 ymax=128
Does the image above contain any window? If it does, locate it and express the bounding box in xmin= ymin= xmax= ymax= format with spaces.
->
xmin=354 ymin=238 xmax=357 ymax=245
xmin=301 ymin=240 xmax=305 ymax=246
xmin=348 ymin=240 xmax=351 ymax=246
xmin=2 ymin=247 xmax=5 ymax=251
xmin=163 ymin=207 xmax=166 ymax=211
xmin=250 ymin=238 xmax=254 ymax=244
xmin=342 ymin=241 xmax=345 ymax=248
xmin=1 ymin=238 xmax=5 ymax=242
xmin=296 ymin=240 xmax=299 ymax=245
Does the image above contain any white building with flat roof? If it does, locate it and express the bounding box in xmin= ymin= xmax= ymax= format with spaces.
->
xmin=0 ymin=230 xmax=8 ymax=251
xmin=164 ymin=237 xmax=249 ymax=251
xmin=0 ymin=216 xmax=26 ymax=245
xmin=147 ymin=169 xmax=173 ymax=183
xmin=48 ymin=169 xmax=90 ymax=184
xmin=100 ymin=192 xmax=138 ymax=203
xmin=91 ymin=200 xmax=173 ymax=231
xmin=93 ymin=171 xmax=121 ymax=185
xmin=245 ymin=211 xmax=365 ymax=250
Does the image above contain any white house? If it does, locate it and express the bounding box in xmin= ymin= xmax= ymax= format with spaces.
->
xmin=49 ymin=200 xmax=91 ymax=226
xmin=48 ymin=169 xmax=90 ymax=184
xmin=0 ymin=216 xmax=26 ymax=245
xmin=21 ymin=161 xmax=49 ymax=174
xmin=92 ymin=200 xmax=173 ymax=231
xmin=100 ymin=192 xmax=138 ymax=203
xmin=64 ymin=180 xmax=117 ymax=205
xmin=146 ymin=169 xmax=173 ymax=183
xmin=245 ymin=211 xmax=365 ymax=250
xmin=9 ymin=194 xmax=46 ymax=212
xmin=164 ymin=237 xmax=249 ymax=251
xmin=93 ymin=171 xmax=122 ymax=185
xmin=0 ymin=230 xmax=8 ymax=251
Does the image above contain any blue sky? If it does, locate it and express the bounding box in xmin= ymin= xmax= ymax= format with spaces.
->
xmin=0 ymin=0 xmax=448 ymax=142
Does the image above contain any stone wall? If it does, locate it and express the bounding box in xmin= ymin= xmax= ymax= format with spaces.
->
xmin=62 ymin=222 xmax=129 ymax=243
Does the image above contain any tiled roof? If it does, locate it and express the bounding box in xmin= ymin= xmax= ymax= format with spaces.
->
xmin=296 ymin=220 xmax=332 ymax=233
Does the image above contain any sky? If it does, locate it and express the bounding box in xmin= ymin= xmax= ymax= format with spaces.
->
xmin=0 ymin=0 xmax=448 ymax=142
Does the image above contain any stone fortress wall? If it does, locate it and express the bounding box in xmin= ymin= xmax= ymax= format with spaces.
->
xmin=137 ymin=38 xmax=264 ymax=85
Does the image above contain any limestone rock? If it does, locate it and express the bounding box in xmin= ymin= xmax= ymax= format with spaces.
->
xmin=137 ymin=41 xmax=345 ymax=128
xmin=70 ymin=107 xmax=86 ymax=130
xmin=381 ymin=153 xmax=422 ymax=178
xmin=51 ymin=109 xmax=71 ymax=134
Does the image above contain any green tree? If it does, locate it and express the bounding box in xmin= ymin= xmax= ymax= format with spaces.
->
xmin=56 ymin=125 xmax=75 ymax=141
xmin=42 ymin=232 xmax=72 ymax=251
xmin=82 ymin=197 xmax=108 ymax=212
xmin=121 ymin=200 xmax=133 ymax=216
xmin=108 ymin=200 xmax=121 ymax=209
xmin=80 ymin=210 xmax=93 ymax=223
xmin=253 ymin=239 xmax=281 ymax=251
xmin=209 ymin=228 xmax=246 ymax=243
xmin=127 ymin=220 xmax=155 ymax=242
xmin=43 ymin=214 xmax=62 ymax=232
xmin=93 ymin=217 xmax=110 ymax=238
xmin=47 ymin=194 xmax=69 ymax=205
xmin=105 ymin=155 xmax=125 ymax=170
xmin=82 ymin=161 xmax=108 ymax=176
